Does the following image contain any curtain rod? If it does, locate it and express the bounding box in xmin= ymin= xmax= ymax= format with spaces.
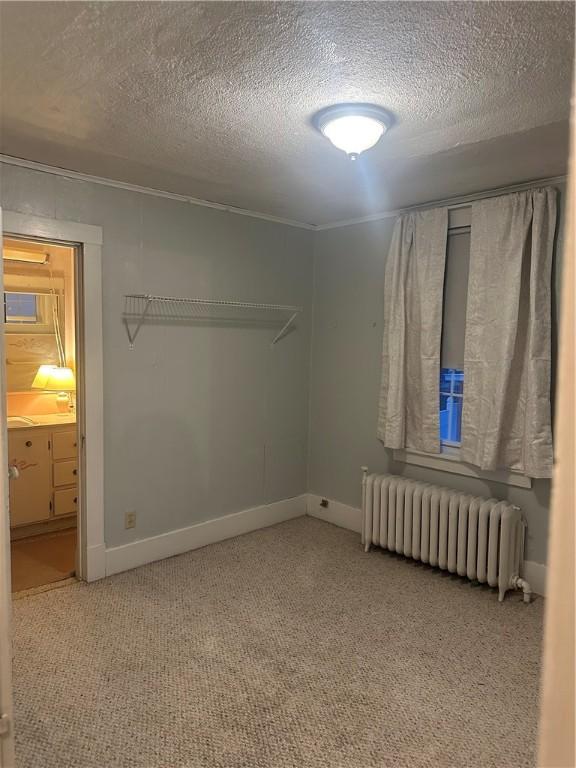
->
xmin=433 ymin=176 xmax=565 ymax=212
xmin=316 ymin=174 xmax=567 ymax=230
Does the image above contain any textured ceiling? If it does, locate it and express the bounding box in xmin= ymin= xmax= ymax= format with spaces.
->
xmin=0 ymin=1 xmax=573 ymax=226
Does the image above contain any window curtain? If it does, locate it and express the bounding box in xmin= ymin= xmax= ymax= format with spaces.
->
xmin=461 ymin=187 xmax=557 ymax=478
xmin=377 ymin=208 xmax=448 ymax=453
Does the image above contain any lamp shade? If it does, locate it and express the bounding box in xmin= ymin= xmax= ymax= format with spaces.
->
xmin=33 ymin=365 xmax=75 ymax=391
xmin=32 ymin=364 xmax=57 ymax=389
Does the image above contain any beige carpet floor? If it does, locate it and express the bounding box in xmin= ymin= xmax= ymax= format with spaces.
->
xmin=12 ymin=517 xmax=543 ymax=768
xmin=11 ymin=529 xmax=76 ymax=593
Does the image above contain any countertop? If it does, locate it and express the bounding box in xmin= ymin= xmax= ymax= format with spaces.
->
xmin=7 ymin=414 xmax=77 ymax=430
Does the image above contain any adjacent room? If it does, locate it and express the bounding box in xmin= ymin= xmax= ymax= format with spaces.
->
xmin=0 ymin=2 xmax=574 ymax=767
xmin=4 ymin=237 xmax=79 ymax=594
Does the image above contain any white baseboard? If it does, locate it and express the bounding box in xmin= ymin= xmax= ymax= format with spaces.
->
xmin=306 ymin=493 xmax=547 ymax=596
xmin=101 ymin=490 xmax=548 ymax=596
xmin=105 ymin=495 xmax=307 ymax=577
xmin=307 ymin=493 xmax=362 ymax=533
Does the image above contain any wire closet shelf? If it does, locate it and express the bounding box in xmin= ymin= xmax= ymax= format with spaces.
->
xmin=122 ymin=294 xmax=302 ymax=349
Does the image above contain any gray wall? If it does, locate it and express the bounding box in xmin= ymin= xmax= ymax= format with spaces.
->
xmin=309 ymin=183 xmax=566 ymax=564
xmin=1 ymin=163 xmax=314 ymax=548
xmin=1 ymin=161 xmax=564 ymax=564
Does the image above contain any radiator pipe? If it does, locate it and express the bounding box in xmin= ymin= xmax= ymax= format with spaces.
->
xmin=513 ymin=576 xmax=533 ymax=604
xmin=361 ymin=467 xmax=369 ymax=551
xmin=514 ymin=516 xmax=532 ymax=603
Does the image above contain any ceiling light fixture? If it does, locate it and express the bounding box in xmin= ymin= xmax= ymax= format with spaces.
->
xmin=3 ymin=247 xmax=48 ymax=264
xmin=314 ymin=103 xmax=393 ymax=160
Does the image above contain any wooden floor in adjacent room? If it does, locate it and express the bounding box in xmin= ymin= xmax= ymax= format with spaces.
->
xmin=11 ymin=529 xmax=76 ymax=593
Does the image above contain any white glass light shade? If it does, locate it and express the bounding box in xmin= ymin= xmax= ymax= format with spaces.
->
xmin=314 ymin=103 xmax=393 ymax=159
xmin=321 ymin=115 xmax=385 ymax=156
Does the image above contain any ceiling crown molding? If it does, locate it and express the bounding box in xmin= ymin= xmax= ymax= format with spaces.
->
xmin=0 ymin=154 xmax=316 ymax=231
xmin=0 ymin=154 xmax=567 ymax=233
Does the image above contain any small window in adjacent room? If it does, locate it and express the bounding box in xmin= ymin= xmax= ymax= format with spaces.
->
xmin=4 ymin=292 xmax=38 ymax=323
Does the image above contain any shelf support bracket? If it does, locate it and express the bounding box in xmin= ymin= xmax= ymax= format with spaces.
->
xmin=271 ymin=311 xmax=298 ymax=346
xmin=124 ymin=296 xmax=152 ymax=349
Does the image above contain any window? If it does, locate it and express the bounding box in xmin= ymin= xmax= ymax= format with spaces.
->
xmin=395 ymin=208 xmax=530 ymax=488
xmin=439 ymin=218 xmax=470 ymax=454
xmin=4 ymin=292 xmax=38 ymax=323
xmin=440 ymin=368 xmax=463 ymax=446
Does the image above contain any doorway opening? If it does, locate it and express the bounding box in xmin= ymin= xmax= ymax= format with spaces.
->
xmin=3 ymin=235 xmax=82 ymax=594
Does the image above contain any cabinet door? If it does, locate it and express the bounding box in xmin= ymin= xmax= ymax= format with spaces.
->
xmin=54 ymin=488 xmax=78 ymax=517
xmin=53 ymin=460 xmax=77 ymax=488
xmin=52 ymin=430 xmax=77 ymax=460
xmin=8 ymin=430 xmax=51 ymax=525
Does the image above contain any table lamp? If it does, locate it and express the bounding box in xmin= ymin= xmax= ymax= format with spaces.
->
xmin=32 ymin=364 xmax=76 ymax=410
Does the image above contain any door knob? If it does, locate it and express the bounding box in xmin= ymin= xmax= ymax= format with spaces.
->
xmin=8 ymin=466 xmax=19 ymax=480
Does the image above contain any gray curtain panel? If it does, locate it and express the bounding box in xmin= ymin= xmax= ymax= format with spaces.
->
xmin=461 ymin=187 xmax=557 ymax=478
xmin=378 ymin=208 xmax=448 ymax=453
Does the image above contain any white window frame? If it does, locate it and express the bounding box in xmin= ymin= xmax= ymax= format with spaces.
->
xmin=394 ymin=447 xmax=532 ymax=489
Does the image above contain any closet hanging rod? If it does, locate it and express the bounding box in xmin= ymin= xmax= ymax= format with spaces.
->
xmin=122 ymin=294 xmax=302 ymax=349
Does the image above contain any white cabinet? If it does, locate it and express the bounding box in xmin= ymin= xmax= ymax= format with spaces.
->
xmin=8 ymin=424 xmax=78 ymax=528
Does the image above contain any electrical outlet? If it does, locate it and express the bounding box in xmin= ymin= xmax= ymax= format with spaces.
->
xmin=125 ymin=511 xmax=137 ymax=529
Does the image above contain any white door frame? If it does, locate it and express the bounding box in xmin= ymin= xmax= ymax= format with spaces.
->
xmin=3 ymin=211 xmax=105 ymax=581
xmin=0 ymin=207 xmax=15 ymax=767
